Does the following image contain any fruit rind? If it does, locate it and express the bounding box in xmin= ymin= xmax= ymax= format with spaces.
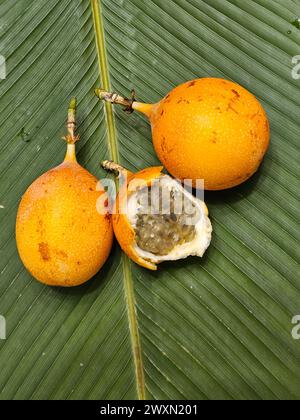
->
xmin=113 ymin=166 xmax=164 ymax=270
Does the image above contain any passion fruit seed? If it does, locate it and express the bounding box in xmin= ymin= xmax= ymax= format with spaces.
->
xmin=135 ymin=179 xmax=200 ymax=255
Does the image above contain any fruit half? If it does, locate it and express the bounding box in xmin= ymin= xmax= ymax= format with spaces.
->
xmin=102 ymin=161 xmax=212 ymax=271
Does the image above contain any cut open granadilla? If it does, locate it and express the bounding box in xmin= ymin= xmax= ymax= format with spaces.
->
xmin=102 ymin=161 xmax=212 ymax=271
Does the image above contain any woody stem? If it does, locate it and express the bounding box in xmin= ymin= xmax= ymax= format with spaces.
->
xmin=101 ymin=160 xmax=127 ymax=177
xmin=95 ymin=89 xmax=136 ymax=113
xmin=64 ymin=97 xmax=79 ymax=145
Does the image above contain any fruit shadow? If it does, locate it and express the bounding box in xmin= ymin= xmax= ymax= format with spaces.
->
xmin=204 ymin=163 xmax=265 ymax=207
xmin=155 ymin=251 xmax=211 ymax=279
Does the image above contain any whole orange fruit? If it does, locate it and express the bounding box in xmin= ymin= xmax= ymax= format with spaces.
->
xmin=97 ymin=78 xmax=270 ymax=190
xmin=16 ymin=99 xmax=113 ymax=287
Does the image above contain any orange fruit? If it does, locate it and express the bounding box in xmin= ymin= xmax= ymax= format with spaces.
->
xmin=102 ymin=161 xmax=212 ymax=271
xmin=16 ymin=99 xmax=113 ymax=287
xmin=96 ymin=78 xmax=270 ymax=190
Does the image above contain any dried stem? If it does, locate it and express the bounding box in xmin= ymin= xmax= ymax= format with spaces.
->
xmin=64 ymin=97 xmax=80 ymax=144
xmin=95 ymin=89 xmax=136 ymax=113
xmin=101 ymin=160 xmax=127 ymax=177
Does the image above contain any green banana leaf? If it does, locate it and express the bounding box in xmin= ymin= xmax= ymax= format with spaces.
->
xmin=0 ymin=0 xmax=299 ymax=400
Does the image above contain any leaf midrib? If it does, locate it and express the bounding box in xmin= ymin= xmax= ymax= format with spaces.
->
xmin=90 ymin=0 xmax=146 ymax=400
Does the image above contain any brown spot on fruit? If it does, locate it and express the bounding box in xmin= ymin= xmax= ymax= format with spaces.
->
xmin=265 ymin=119 xmax=269 ymax=131
xmin=164 ymin=94 xmax=171 ymax=104
xmin=39 ymin=242 xmax=50 ymax=261
xmin=55 ymin=249 xmax=68 ymax=259
xmin=160 ymin=110 xmax=165 ymax=116
xmin=187 ymin=81 xmax=196 ymax=88
xmin=231 ymin=89 xmax=240 ymax=99
xmin=161 ymin=136 xmax=167 ymax=152
xmin=227 ymin=104 xmax=238 ymax=114
xmin=177 ymin=99 xmax=190 ymax=104
xmin=37 ymin=219 xmax=45 ymax=235
xmin=89 ymin=187 xmax=94 ymax=191
xmin=250 ymin=112 xmax=259 ymax=120
xmin=211 ymin=131 xmax=218 ymax=144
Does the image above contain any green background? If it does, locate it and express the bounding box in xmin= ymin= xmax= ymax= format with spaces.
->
xmin=0 ymin=0 xmax=299 ymax=400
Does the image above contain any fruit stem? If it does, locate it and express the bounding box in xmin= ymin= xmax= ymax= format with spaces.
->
xmin=95 ymin=88 xmax=153 ymax=117
xmin=64 ymin=97 xmax=80 ymax=145
xmin=101 ymin=160 xmax=128 ymax=177
xmin=64 ymin=97 xmax=79 ymax=163
xmin=95 ymin=89 xmax=136 ymax=113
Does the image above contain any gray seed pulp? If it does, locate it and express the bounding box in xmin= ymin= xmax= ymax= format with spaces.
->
xmin=135 ymin=179 xmax=200 ymax=256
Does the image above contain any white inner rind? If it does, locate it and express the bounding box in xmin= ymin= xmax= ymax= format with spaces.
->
xmin=127 ymin=175 xmax=212 ymax=264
